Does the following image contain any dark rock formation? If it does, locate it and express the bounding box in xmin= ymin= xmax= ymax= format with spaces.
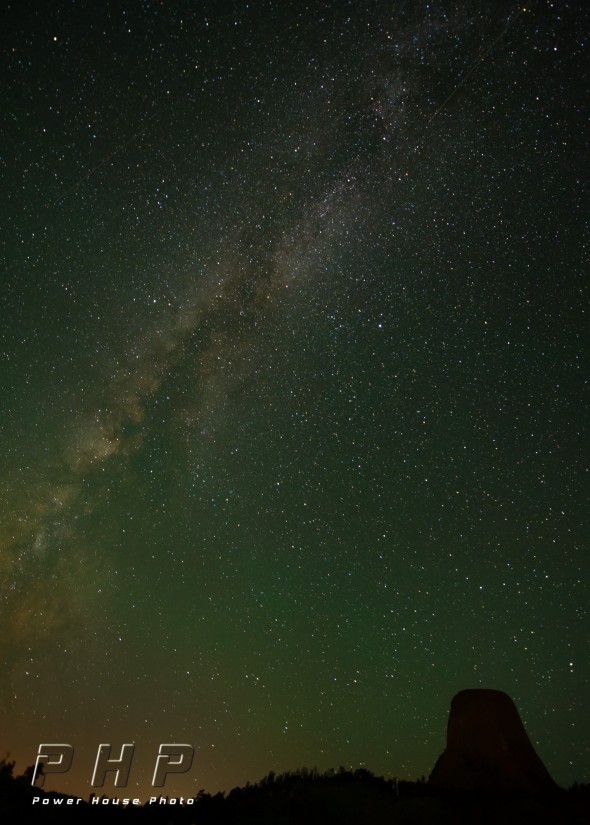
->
xmin=429 ymin=689 xmax=559 ymax=795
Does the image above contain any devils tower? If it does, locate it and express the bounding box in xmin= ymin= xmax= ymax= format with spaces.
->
xmin=429 ymin=689 xmax=559 ymax=794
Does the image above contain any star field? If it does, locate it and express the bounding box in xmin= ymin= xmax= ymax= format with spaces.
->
xmin=1 ymin=0 xmax=588 ymax=800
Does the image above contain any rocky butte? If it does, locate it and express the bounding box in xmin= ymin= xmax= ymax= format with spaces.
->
xmin=429 ymin=688 xmax=560 ymax=795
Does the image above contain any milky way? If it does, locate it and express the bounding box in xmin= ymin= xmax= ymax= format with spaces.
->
xmin=1 ymin=0 xmax=588 ymax=798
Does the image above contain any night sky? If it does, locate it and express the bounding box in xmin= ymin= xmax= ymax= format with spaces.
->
xmin=1 ymin=0 xmax=588 ymax=801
